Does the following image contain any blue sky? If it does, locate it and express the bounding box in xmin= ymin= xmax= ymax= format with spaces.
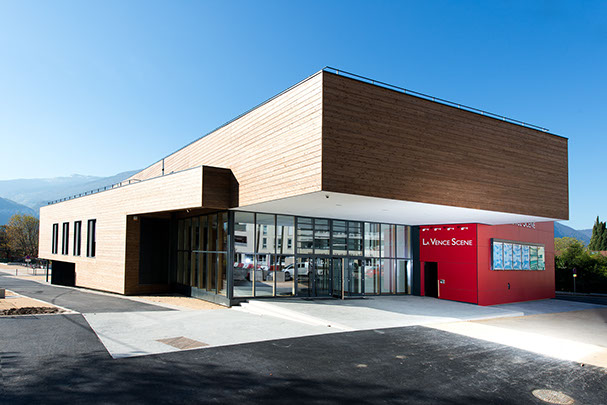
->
xmin=0 ymin=1 xmax=605 ymax=229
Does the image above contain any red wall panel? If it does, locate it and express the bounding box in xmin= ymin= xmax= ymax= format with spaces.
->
xmin=477 ymin=222 xmax=555 ymax=305
xmin=420 ymin=224 xmax=478 ymax=304
xmin=419 ymin=222 xmax=555 ymax=306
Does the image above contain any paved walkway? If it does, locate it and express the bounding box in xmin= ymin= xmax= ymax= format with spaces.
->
xmin=3 ymin=267 xmax=607 ymax=369
xmin=83 ymin=296 xmax=600 ymax=359
xmin=0 ymin=271 xmax=172 ymax=313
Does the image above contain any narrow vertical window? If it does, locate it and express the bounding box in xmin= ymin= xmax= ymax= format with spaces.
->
xmin=73 ymin=221 xmax=82 ymax=256
xmin=62 ymin=222 xmax=69 ymax=255
xmin=87 ymin=219 xmax=96 ymax=258
xmin=52 ymin=223 xmax=59 ymax=254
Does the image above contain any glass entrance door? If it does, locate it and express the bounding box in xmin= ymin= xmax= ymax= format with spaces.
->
xmin=296 ymin=257 xmax=331 ymax=297
xmin=315 ymin=257 xmax=331 ymax=296
xmin=332 ymin=258 xmax=344 ymax=298
xmin=348 ymin=258 xmax=364 ymax=295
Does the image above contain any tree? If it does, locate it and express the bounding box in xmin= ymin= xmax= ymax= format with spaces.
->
xmin=6 ymin=214 xmax=39 ymax=258
xmin=554 ymin=237 xmax=583 ymax=252
xmin=600 ymin=226 xmax=607 ymax=251
xmin=555 ymin=238 xmax=607 ymax=293
xmin=588 ymin=216 xmax=606 ymax=251
xmin=0 ymin=225 xmax=11 ymax=260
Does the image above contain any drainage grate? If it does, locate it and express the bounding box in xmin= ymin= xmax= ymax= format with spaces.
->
xmin=532 ymin=389 xmax=575 ymax=405
xmin=157 ymin=337 xmax=209 ymax=350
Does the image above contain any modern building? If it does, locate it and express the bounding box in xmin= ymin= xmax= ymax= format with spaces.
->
xmin=38 ymin=68 xmax=568 ymax=307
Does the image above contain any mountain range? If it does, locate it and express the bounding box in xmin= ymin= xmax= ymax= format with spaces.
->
xmin=554 ymin=222 xmax=592 ymax=245
xmin=0 ymin=170 xmax=138 ymax=225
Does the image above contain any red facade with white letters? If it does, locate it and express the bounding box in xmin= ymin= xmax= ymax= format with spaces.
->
xmin=419 ymin=222 xmax=555 ymax=305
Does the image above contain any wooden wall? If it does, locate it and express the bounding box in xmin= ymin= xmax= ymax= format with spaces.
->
xmin=39 ymin=168 xmax=204 ymax=294
xmin=321 ymin=71 xmax=569 ymax=220
xmin=129 ymin=72 xmax=324 ymax=206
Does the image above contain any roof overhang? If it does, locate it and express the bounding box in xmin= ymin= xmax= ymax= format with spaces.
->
xmin=235 ymin=191 xmax=557 ymax=226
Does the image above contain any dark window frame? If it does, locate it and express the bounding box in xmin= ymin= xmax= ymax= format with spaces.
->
xmin=61 ymin=222 xmax=69 ymax=255
xmin=86 ymin=219 xmax=96 ymax=258
xmin=52 ymin=223 xmax=59 ymax=254
xmin=73 ymin=221 xmax=82 ymax=256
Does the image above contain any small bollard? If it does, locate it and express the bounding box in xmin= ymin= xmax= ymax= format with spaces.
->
xmin=0 ymin=288 xmax=5 ymax=299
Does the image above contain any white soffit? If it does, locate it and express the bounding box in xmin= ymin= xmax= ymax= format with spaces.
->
xmin=236 ymin=191 xmax=557 ymax=226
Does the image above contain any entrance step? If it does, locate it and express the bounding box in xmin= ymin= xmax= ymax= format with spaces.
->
xmin=236 ymin=300 xmax=354 ymax=331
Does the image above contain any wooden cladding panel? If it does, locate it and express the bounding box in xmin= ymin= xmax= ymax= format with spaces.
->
xmin=202 ymin=166 xmax=238 ymax=209
xmin=130 ymin=73 xmax=324 ymax=206
xmin=39 ymin=168 xmax=204 ymax=294
xmin=321 ymin=72 xmax=569 ymax=220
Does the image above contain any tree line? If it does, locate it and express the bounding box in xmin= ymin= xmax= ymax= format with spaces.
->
xmin=0 ymin=214 xmax=39 ymax=261
xmin=588 ymin=216 xmax=607 ymax=251
xmin=555 ymin=216 xmax=607 ymax=293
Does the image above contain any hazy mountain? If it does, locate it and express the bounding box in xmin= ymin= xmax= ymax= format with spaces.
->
xmin=0 ymin=170 xmax=139 ymax=214
xmin=554 ymin=222 xmax=592 ymax=245
xmin=0 ymin=197 xmax=37 ymax=225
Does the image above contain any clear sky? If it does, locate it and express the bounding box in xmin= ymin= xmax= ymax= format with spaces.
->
xmin=0 ymin=1 xmax=605 ymax=229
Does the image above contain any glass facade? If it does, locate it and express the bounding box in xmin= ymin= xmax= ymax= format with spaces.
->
xmin=174 ymin=210 xmax=413 ymax=300
xmin=175 ymin=212 xmax=228 ymax=296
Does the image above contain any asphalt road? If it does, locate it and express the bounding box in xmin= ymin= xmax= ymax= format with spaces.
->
xmin=1 ymin=314 xmax=606 ymax=404
xmin=0 ymin=272 xmax=171 ymax=313
xmin=555 ymin=292 xmax=607 ymax=306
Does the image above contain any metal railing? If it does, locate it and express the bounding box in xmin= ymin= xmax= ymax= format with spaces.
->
xmin=323 ymin=66 xmax=550 ymax=132
xmin=47 ymin=178 xmax=141 ymax=205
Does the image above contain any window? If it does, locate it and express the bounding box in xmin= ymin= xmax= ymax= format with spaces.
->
xmin=52 ymin=223 xmax=59 ymax=254
xmin=61 ymin=222 xmax=69 ymax=255
xmin=86 ymin=219 xmax=96 ymax=258
xmin=73 ymin=221 xmax=82 ymax=256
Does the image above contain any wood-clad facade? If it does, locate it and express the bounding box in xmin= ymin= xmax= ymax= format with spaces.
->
xmin=321 ymin=72 xmax=568 ymax=219
xmin=38 ymin=69 xmax=568 ymax=305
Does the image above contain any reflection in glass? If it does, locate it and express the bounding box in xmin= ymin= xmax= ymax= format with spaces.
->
xmin=200 ymin=216 xmax=208 ymax=252
xmin=198 ymin=251 xmax=207 ymax=290
xmin=296 ymin=257 xmax=312 ymax=296
xmin=256 ymin=214 xmax=275 ymax=255
xmin=218 ymin=253 xmax=227 ymax=295
xmin=332 ymin=258 xmax=343 ymax=297
xmin=233 ymin=252 xmax=253 ymax=297
xmin=314 ymin=219 xmax=330 ymax=254
xmin=348 ymin=222 xmax=363 ymax=256
xmin=255 ymin=254 xmax=273 ymax=296
xmin=396 ymin=225 xmax=406 ymax=258
xmin=364 ymin=258 xmax=379 ymax=294
xmin=297 ymin=218 xmax=313 ymax=254
xmin=208 ymin=214 xmax=217 ymax=252
xmin=234 ymin=212 xmax=255 ymax=253
xmin=218 ymin=212 xmax=228 ymax=252
xmin=191 ymin=251 xmax=198 ymax=287
xmin=396 ymin=259 xmax=410 ymax=294
xmin=332 ymin=221 xmax=347 ymax=256
xmin=349 ymin=258 xmax=364 ymax=294
xmin=381 ymin=259 xmax=394 ymax=293
xmin=382 ymin=224 xmax=396 ymax=258
xmin=274 ymin=255 xmax=295 ymax=296
xmin=207 ymin=253 xmax=217 ymax=292
xmin=365 ymin=223 xmax=380 ymax=257
xmin=315 ymin=257 xmax=331 ymax=296
xmin=276 ymin=216 xmax=295 ymax=255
